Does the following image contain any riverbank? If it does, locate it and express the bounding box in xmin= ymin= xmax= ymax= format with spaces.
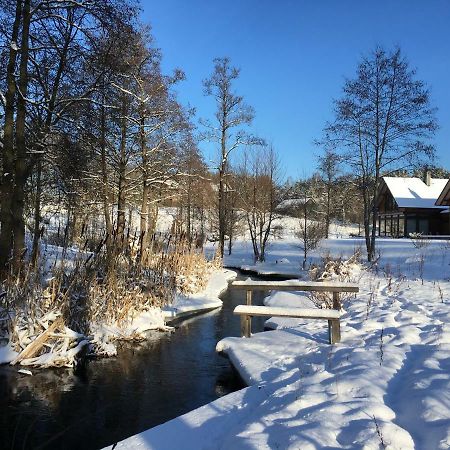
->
xmin=0 ymin=267 xmax=237 ymax=366
xmin=107 ymin=238 xmax=450 ymax=450
xmin=163 ymin=269 xmax=237 ymax=322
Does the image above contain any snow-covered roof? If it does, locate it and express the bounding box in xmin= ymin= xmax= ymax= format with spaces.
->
xmin=276 ymin=198 xmax=313 ymax=210
xmin=436 ymin=180 xmax=450 ymax=206
xmin=383 ymin=177 xmax=449 ymax=209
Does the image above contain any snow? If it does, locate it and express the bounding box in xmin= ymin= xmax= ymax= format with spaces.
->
xmin=0 ymin=342 xmax=17 ymax=364
xmin=383 ymin=176 xmax=449 ymax=209
xmin=108 ymin=234 xmax=450 ymax=450
xmin=163 ymin=269 xmax=237 ymax=320
xmin=90 ymin=309 xmax=168 ymax=356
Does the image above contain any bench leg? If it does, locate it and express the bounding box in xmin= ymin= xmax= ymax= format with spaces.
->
xmin=246 ymin=290 xmax=252 ymax=306
xmin=241 ymin=315 xmax=251 ymax=338
xmin=333 ymin=292 xmax=341 ymax=310
xmin=328 ymin=319 xmax=341 ymax=344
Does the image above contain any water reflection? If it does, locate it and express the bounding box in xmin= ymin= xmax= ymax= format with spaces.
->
xmin=0 ymin=275 xmax=267 ymax=450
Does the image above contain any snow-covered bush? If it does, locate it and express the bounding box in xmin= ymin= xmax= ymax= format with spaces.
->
xmin=308 ymin=250 xmax=361 ymax=308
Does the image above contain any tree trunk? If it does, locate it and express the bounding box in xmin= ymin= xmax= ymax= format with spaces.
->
xmin=218 ymin=101 xmax=227 ymax=258
xmin=116 ymin=108 xmax=128 ymax=251
xmin=12 ymin=0 xmax=32 ymax=272
xmin=31 ymin=157 xmax=42 ymax=266
xmin=325 ymin=184 xmax=331 ymax=238
xmin=218 ymin=167 xmax=225 ymax=258
xmin=228 ymin=222 xmax=232 ymax=256
xmin=140 ymin=179 xmax=150 ymax=262
xmin=99 ymin=86 xmax=113 ymax=267
xmin=0 ymin=0 xmax=23 ymax=274
xmin=30 ymin=18 xmax=72 ymax=268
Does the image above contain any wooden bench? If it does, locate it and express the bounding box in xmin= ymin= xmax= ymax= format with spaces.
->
xmin=230 ymin=279 xmax=359 ymax=344
xmin=230 ymin=280 xmax=359 ymax=309
xmin=234 ymin=304 xmax=342 ymax=344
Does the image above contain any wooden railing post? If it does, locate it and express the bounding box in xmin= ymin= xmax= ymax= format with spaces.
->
xmin=246 ymin=290 xmax=252 ymax=305
xmin=240 ymin=314 xmax=251 ymax=338
xmin=328 ymin=319 xmax=341 ymax=344
xmin=332 ymin=291 xmax=340 ymax=310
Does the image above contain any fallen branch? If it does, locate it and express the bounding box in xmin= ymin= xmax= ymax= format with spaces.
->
xmin=11 ymin=317 xmax=64 ymax=365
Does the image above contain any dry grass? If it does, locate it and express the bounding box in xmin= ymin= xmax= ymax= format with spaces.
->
xmin=0 ymin=232 xmax=219 ymax=366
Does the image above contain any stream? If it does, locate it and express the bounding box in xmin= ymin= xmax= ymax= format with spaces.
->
xmin=0 ymin=272 xmax=270 ymax=450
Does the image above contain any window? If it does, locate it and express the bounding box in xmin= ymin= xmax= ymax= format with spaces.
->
xmin=406 ymin=216 xmax=417 ymax=236
xmin=399 ymin=217 xmax=405 ymax=236
xmin=418 ymin=218 xmax=429 ymax=234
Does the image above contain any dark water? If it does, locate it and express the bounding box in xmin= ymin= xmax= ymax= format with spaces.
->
xmin=0 ymin=274 xmax=268 ymax=450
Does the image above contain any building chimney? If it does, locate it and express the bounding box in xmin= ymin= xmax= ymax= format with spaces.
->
xmin=425 ymin=170 xmax=432 ymax=186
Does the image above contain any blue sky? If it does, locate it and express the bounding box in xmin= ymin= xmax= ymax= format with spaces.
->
xmin=141 ymin=0 xmax=450 ymax=179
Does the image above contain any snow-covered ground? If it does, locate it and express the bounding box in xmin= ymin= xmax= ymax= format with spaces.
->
xmin=108 ymin=232 xmax=450 ymax=449
xmin=215 ymin=216 xmax=361 ymax=276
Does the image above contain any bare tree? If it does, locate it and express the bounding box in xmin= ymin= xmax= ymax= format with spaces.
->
xmin=317 ymin=149 xmax=340 ymax=238
xmin=238 ymin=145 xmax=281 ymax=262
xmin=295 ymin=187 xmax=326 ymax=269
xmin=322 ymin=47 xmax=437 ymax=261
xmin=0 ymin=0 xmax=139 ymax=274
xmin=202 ymin=57 xmax=262 ymax=257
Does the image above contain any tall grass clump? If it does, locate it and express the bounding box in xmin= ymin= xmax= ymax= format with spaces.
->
xmin=0 ymin=230 xmax=220 ymax=366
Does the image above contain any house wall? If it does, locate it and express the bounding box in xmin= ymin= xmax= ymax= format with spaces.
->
xmin=378 ymin=211 xmax=449 ymax=237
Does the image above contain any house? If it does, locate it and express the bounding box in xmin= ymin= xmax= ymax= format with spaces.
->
xmin=276 ymin=197 xmax=315 ymax=216
xmin=376 ymin=174 xmax=450 ymax=237
xmin=436 ymin=179 xmax=450 ymax=206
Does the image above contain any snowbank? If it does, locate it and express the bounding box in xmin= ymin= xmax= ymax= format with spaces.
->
xmin=91 ymin=309 xmax=168 ymax=356
xmin=163 ymin=269 xmax=237 ymax=320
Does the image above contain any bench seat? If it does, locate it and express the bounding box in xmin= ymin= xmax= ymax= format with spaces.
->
xmin=234 ymin=305 xmax=340 ymax=319
xmin=234 ymin=304 xmax=341 ymax=344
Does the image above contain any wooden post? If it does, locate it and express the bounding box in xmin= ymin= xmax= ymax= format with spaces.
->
xmin=241 ymin=314 xmax=251 ymax=338
xmin=246 ymin=290 xmax=252 ymax=305
xmin=331 ymin=293 xmax=341 ymax=344
xmin=240 ymin=315 xmax=247 ymax=337
xmin=332 ymin=291 xmax=340 ymax=310
xmin=328 ymin=319 xmax=341 ymax=344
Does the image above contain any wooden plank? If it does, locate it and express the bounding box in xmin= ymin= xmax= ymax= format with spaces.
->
xmin=233 ymin=305 xmax=340 ymax=320
xmin=12 ymin=317 xmax=64 ymax=365
xmin=230 ymin=280 xmax=359 ymax=293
